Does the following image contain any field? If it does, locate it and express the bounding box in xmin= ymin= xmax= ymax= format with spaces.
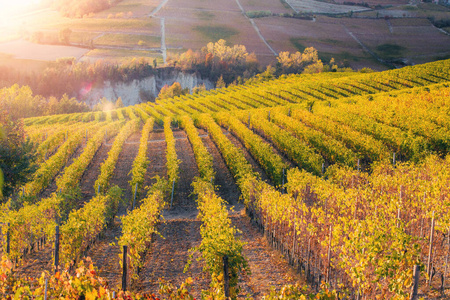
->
xmin=2 ymin=59 xmax=450 ymax=298
xmin=0 ymin=39 xmax=89 ymax=61
xmin=254 ymin=16 xmax=379 ymax=69
xmin=0 ymin=0 xmax=448 ymax=71
xmin=286 ymin=0 xmax=370 ymax=14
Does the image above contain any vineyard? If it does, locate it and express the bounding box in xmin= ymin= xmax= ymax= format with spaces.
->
xmin=2 ymin=58 xmax=450 ymax=299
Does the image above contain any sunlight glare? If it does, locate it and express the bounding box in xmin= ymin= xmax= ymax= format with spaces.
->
xmin=1 ymin=0 xmax=41 ymax=16
xmin=1 ymin=0 xmax=40 ymax=10
xmin=0 ymin=0 xmax=41 ymax=30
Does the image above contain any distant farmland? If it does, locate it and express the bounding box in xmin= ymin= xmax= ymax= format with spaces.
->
xmin=0 ymin=0 xmax=449 ymax=70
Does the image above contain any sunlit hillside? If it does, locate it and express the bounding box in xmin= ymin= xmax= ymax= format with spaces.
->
xmin=0 ymin=59 xmax=449 ymax=298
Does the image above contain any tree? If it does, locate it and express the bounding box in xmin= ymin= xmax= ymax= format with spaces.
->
xmin=193 ymin=84 xmax=206 ymax=94
xmin=157 ymin=82 xmax=189 ymax=100
xmin=59 ymin=28 xmax=72 ymax=45
xmin=276 ymin=47 xmax=322 ymax=74
xmin=216 ymin=76 xmax=226 ymax=89
xmin=115 ymin=97 xmax=124 ymax=108
xmin=0 ymin=109 xmax=37 ymax=200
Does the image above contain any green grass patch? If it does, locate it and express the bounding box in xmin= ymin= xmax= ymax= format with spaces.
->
xmin=319 ymin=51 xmax=361 ymax=63
xmin=196 ymin=10 xmax=215 ymax=20
xmin=433 ymin=53 xmax=450 ymax=61
xmin=246 ymin=10 xmax=272 ymax=18
xmin=398 ymin=5 xmax=419 ymax=10
xmin=280 ymin=0 xmax=294 ymax=10
xmin=319 ymin=38 xmax=348 ymax=47
xmin=85 ymin=48 xmax=163 ymax=62
xmin=95 ymin=34 xmax=161 ymax=48
xmin=290 ymin=38 xmax=307 ymax=52
xmin=418 ymin=3 xmax=450 ymax=12
xmin=375 ymin=43 xmax=406 ymax=59
xmin=193 ymin=25 xmax=239 ymax=41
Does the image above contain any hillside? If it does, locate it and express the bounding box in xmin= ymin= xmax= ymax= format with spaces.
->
xmin=2 ymin=59 xmax=450 ymax=298
xmin=1 ymin=0 xmax=450 ymax=74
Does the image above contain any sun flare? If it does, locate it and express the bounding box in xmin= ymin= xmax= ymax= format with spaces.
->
xmin=1 ymin=0 xmax=41 ymax=15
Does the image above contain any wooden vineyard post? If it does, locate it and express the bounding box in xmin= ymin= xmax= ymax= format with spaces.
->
xmin=282 ymin=168 xmax=285 ymax=191
xmin=393 ymin=152 xmax=396 ymax=166
xmin=44 ymin=277 xmax=48 ymax=300
xmin=132 ymin=183 xmax=138 ymax=210
xmin=327 ymin=225 xmax=332 ymax=284
xmin=410 ymin=265 xmax=420 ymax=300
xmin=357 ymin=159 xmax=360 ymax=171
xmin=291 ymin=220 xmax=296 ymax=267
xmin=170 ymin=179 xmax=175 ymax=209
xmin=443 ymin=227 xmax=450 ymax=290
xmin=427 ymin=211 xmax=435 ymax=285
xmin=306 ymin=237 xmax=311 ymax=281
xmin=6 ymin=222 xmax=10 ymax=256
xmin=122 ymin=245 xmax=128 ymax=291
xmin=420 ymin=192 xmax=426 ymax=238
xmin=223 ymin=255 xmax=230 ymax=299
xmin=54 ymin=225 xmax=60 ymax=274
xmin=268 ymin=110 xmax=271 ymax=122
xmin=322 ymin=163 xmax=325 ymax=175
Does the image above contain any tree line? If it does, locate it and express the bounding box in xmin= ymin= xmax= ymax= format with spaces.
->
xmin=52 ymin=0 xmax=123 ymax=18
xmin=0 ymin=57 xmax=156 ymax=101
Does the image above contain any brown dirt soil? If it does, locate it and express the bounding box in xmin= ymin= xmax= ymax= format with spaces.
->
xmin=231 ymin=208 xmax=305 ymax=298
xmin=39 ymin=142 xmax=85 ymax=199
xmin=135 ymin=129 xmax=210 ymax=297
xmin=201 ymin=133 xmax=240 ymax=204
xmin=12 ymin=133 xmax=117 ymax=279
xmin=201 ymin=129 xmax=304 ymax=298
xmin=247 ymin=125 xmax=295 ymax=169
xmin=223 ymin=127 xmax=270 ymax=182
xmin=14 ymin=242 xmax=54 ymax=279
xmin=78 ymin=141 xmax=113 ymax=206
xmin=224 ymin=125 xmax=294 ymax=181
xmin=86 ymin=217 xmax=124 ymax=290
xmin=87 ymin=131 xmax=142 ymax=289
xmin=16 ymin=124 xmax=306 ymax=296
xmin=240 ymin=0 xmax=292 ymax=14
xmin=160 ymin=0 xmax=275 ymax=64
xmin=253 ymin=16 xmax=383 ymax=70
xmin=332 ymin=0 xmax=408 ymax=5
xmin=110 ymin=131 xmax=142 ymax=201
xmin=143 ymin=127 xmax=167 ymax=192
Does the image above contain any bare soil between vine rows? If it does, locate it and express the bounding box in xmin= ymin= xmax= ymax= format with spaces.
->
xmin=15 ymin=126 xmax=305 ymax=297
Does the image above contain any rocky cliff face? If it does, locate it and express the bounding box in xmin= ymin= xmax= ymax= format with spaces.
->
xmin=81 ymin=69 xmax=214 ymax=106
